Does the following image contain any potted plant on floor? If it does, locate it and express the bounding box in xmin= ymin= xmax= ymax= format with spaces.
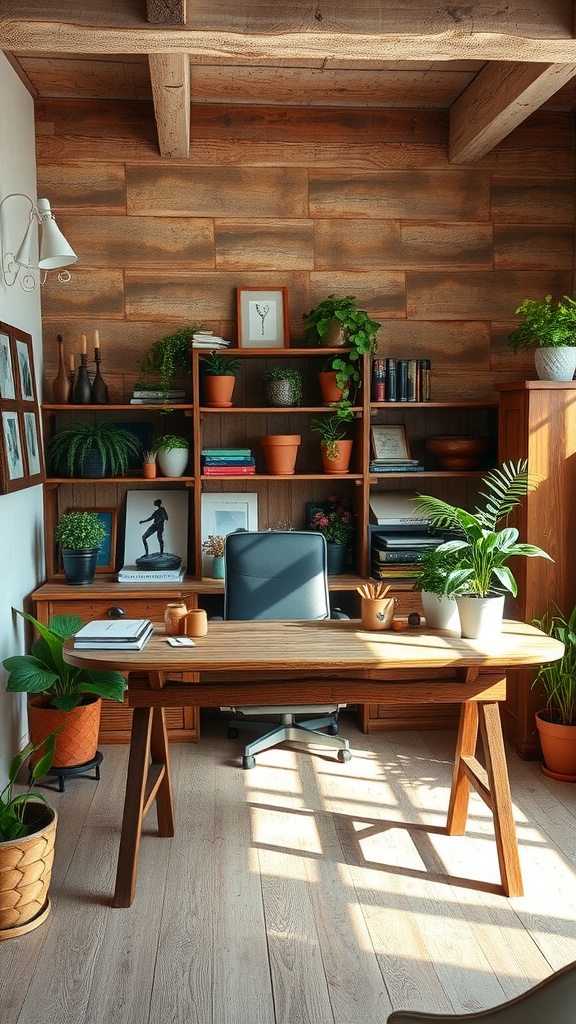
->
xmin=46 ymin=420 xmax=143 ymax=478
xmin=2 ymin=611 xmax=126 ymax=770
xmin=262 ymin=367 xmax=302 ymax=407
xmin=0 ymin=731 xmax=60 ymax=938
xmin=54 ymin=509 xmax=108 ymax=585
xmin=152 ymin=433 xmax=190 ymax=477
xmin=508 ymin=294 xmax=576 ymax=381
xmin=532 ymin=603 xmax=576 ymax=780
xmin=200 ymin=350 xmax=241 ymax=408
xmin=413 ymin=460 xmax=553 ymax=639
xmin=311 ymin=409 xmax=354 ymax=473
xmin=303 ymin=294 xmax=381 ymax=409
xmin=411 ymin=546 xmax=461 ymax=631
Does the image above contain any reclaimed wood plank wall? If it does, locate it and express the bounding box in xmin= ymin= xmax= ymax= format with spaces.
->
xmin=36 ymin=99 xmax=575 ymax=403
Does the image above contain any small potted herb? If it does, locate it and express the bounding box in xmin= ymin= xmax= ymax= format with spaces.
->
xmin=310 ymin=409 xmax=354 ymax=472
xmin=54 ymin=510 xmax=108 ymax=585
xmin=262 ymin=367 xmax=302 ymax=407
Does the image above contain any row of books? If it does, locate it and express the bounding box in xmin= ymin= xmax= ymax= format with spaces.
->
xmin=73 ymin=618 xmax=153 ymax=650
xmin=369 ymin=459 xmax=424 ymax=473
xmin=201 ymin=447 xmax=256 ymax=476
xmin=372 ymin=358 xmax=431 ymax=402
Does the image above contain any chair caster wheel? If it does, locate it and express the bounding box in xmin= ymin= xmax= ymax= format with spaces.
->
xmin=328 ymin=722 xmax=339 ymax=735
xmin=337 ymin=749 xmax=352 ymax=763
xmin=228 ymin=727 xmax=239 ymax=739
xmin=242 ymin=755 xmax=256 ymax=770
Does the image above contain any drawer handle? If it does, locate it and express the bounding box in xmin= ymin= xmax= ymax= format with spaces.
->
xmin=107 ymin=607 xmax=126 ymax=618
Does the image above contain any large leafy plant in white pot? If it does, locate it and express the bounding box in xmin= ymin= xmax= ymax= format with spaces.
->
xmin=508 ymin=294 xmax=576 ymax=381
xmin=413 ymin=461 xmax=552 ymax=640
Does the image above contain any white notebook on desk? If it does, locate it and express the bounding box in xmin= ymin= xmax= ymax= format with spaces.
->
xmin=73 ymin=618 xmax=151 ymax=642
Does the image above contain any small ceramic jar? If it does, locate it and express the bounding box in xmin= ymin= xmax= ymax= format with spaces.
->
xmin=164 ymin=600 xmax=188 ymax=636
xmin=184 ymin=609 xmax=208 ymax=637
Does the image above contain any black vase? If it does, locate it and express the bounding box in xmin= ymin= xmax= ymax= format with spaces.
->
xmin=326 ymin=542 xmax=347 ymax=575
xmin=61 ymin=548 xmax=99 ymax=585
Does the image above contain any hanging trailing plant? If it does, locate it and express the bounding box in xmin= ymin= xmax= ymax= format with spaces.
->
xmin=136 ymin=325 xmax=205 ymax=400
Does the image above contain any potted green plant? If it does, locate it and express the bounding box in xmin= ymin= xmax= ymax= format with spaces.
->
xmin=137 ymin=324 xmax=204 ymax=402
xmin=303 ymin=294 xmax=381 ymax=411
xmin=152 ymin=433 xmax=190 ymax=477
xmin=3 ymin=611 xmax=126 ymax=771
xmin=532 ymin=604 xmax=576 ymax=780
xmin=413 ymin=460 xmax=552 ymax=639
xmin=54 ymin=509 xmax=108 ymax=585
xmin=411 ymin=546 xmax=461 ymax=630
xmin=46 ymin=420 xmax=142 ymax=478
xmin=310 ymin=409 xmax=354 ymax=473
xmin=309 ymin=496 xmax=354 ymax=575
xmin=508 ymin=294 xmax=576 ymax=380
xmin=0 ymin=731 xmax=60 ymax=938
xmin=262 ymin=367 xmax=302 ymax=407
xmin=200 ymin=350 xmax=241 ymax=408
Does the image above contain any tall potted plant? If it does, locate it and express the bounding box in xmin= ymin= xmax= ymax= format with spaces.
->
xmin=54 ymin=510 xmax=108 ymax=585
xmin=0 ymin=731 xmax=60 ymax=938
xmin=508 ymin=294 xmax=576 ymax=380
xmin=413 ymin=461 xmax=552 ymax=639
xmin=303 ymin=294 xmax=381 ymax=410
xmin=2 ymin=611 xmax=126 ymax=769
xmin=532 ymin=604 xmax=576 ymax=780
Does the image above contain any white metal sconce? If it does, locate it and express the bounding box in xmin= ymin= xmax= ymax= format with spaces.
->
xmin=0 ymin=193 xmax=78 ymax=291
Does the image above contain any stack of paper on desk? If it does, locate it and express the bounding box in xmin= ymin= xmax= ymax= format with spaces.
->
xmin=73 ymin=619 xmax=153 ymax=650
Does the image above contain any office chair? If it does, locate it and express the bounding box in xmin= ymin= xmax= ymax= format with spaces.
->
xmin=386 ymin=958 xmax=576 ymax=1024
xmin=223 ymin=530 xmax=352 ymax=769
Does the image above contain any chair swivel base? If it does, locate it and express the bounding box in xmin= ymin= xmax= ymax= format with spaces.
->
xmin=235 ymin=720 xmax=351 ymax=769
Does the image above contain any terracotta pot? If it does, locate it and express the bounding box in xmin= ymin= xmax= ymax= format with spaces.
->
xmin=318 ymin=371 xmax=344 ymax=405
xmin=320 ymin=439 xmax=353 ymax=474
xmin=0 ymin=804 xmax=57 ymax=937
xmin=535 ymin=711 xmax=576 ymax=780
xmin=28 ymin=695 xmax=102 ymax=768
xmin=202 ymin=375 xmax=236 ymax=408
xmin=260 ymin=434 xmax=301 ymax=475
xmin=142 ymin=462 xmax=157 ymax=479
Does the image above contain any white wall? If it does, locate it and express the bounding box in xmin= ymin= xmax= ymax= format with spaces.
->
xmin=0 ymin=54 xmax=45 ymax=780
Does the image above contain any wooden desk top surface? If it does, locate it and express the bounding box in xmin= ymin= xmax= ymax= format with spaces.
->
xmin=64 ymin=618 xmax=563 ymax=675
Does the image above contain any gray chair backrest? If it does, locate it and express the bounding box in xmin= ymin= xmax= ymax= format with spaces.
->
xmin=387 ymin=958 xmax=576 ymax=1024
xmin=224 ymin=531 xmax=330 ymax=621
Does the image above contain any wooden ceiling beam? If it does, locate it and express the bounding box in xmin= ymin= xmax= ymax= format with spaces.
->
xmin=148 ymin=53 xmax=190 ymax=158
xmin=147 ymin=0 xmax=186 ymax=25
xmin=449 ymin=61 xmax=576 ymax=164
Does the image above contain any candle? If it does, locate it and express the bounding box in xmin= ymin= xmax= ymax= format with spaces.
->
xmin=93 ymin=330 xmax=100 ymax=349
xmin=81 ymin=334 xmax=87 ymax=354
xmin=70 ymin=354 xmax=74 ymax=370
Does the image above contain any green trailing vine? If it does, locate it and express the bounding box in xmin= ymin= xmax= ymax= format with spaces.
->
xmin=137 ymin=325 xmax=205 ymax=401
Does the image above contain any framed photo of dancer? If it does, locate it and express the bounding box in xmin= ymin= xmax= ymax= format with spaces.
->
xmin=122 ymin=490 xmax=189 ymax=569
xmin=236 ymin=287 xmax=289 ymax=348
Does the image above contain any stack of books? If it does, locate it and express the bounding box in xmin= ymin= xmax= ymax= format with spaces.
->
xmin=191 ymin=332 xmax=231 ymax=349
xmin=73 ymin=618 xmax=153 ymax=650
xmin=369 ymin=457 xmax=424 ymax=473
xmin=130 ymin=388 xmax=188 ymax=405
xmin=118 ymin=563 xmax=187 ymax=582
xmin=371 ymin=530 xmax=441 ymax=579
xmin=201 ymin=447 xmax=256 ymax=476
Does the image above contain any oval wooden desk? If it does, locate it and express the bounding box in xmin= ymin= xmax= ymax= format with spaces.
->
xmin=64 ymin=619 xmax=564 ymax=908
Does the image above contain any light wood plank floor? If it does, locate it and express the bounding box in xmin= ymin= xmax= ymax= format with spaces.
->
xmin=3 ymin=711 xmax=576 ymax=1024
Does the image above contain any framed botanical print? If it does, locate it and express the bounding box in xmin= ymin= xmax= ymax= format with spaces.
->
xmin=237 ymin=287 xmax=289 ymax=348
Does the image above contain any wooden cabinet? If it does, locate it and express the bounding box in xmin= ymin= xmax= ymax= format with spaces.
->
xmin=496 ymin=381 xmax=576 ymax=757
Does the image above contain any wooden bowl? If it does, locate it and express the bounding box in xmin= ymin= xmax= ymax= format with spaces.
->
xmin=424 ymin=435 xmax=491 ymax=470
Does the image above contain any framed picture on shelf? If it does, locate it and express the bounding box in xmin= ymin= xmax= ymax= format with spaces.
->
xmin=237 ymin=287 xmax=289 ymax=348
xmin=68 ymin=507 xmax=118 ymax=572
xmin=123 ymin=490 xmax=189 ymax=568
xmin=201 ymin=492 xmax=258 ymax=576
xmin=0 ymin=330 xmax=16 ymax=400
xmin=371 ymin=424 xmax=410 ymax=461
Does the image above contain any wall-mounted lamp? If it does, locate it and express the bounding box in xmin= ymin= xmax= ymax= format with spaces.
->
xmin=0 ymin=193 xmax=78 ymax=292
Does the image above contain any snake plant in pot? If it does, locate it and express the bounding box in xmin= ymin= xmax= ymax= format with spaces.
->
xmin=2 ymin=611 xmax=126 ymax=769
xmin=413 ymin=460 xmax=553 ymax=640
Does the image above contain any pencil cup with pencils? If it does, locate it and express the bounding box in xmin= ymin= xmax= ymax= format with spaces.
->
xmin=358 ymin=583 xmax=396 ymax=631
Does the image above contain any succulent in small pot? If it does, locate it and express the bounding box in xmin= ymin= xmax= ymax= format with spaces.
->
xmin=46 ymin=420 xmax=142 ymax=478
xmin=142 ymin=449 xmax=157 ymax=478
xmin=262 ymin=368 xmax=302 ymax=407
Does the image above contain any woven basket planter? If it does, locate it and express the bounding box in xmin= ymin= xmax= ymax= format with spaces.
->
xmin=0 ymin=804 xmax=57 ymax=938
xmin=28 ymin=696 xmax=102 ymax=768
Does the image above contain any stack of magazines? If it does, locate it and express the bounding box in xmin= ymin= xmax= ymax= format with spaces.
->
xmin=191 ymin=331 xmax=230 ymax=349
xmin=73 ymin=618 xmax=153 ymax=650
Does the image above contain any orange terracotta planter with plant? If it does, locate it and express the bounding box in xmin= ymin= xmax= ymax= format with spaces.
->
xmin=321 ymin=439 xmax=353 ymax=474
xmin=318 ymin=371 xmax=344 ymax=405
xmin=28 ymin=695 xmax=103 ymax=768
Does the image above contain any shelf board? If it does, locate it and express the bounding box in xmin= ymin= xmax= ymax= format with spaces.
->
xmin=370 ymin=401 xmax=498 ymax=409
xmin=193 ymin=347 xmax=352 ymax=358
xmin=42 ymin=404 xmax=194 ymax=412
xmin=201 ymin=473 xmax=364 ymax=481
xmin=45 ymin=476 xmax=195 ymax=484
xmin=200 ymin=405 xmax=362 ymax=414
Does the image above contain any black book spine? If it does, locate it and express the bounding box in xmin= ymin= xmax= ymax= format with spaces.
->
xmin=386 ymin=358 xmax=397 ymax=402
xmin=372 ymin=549 xmax=424 ymax=564
xmin=397 ymin=359 xmax=408 ymax=401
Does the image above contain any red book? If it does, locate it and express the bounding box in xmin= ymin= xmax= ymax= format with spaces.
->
xmin=203 ymin=466 xmax=256 ymax=476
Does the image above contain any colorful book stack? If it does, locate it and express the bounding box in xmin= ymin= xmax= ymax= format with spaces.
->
xmin=371 ymin=358 xmax=431 ymax=402
xmin=201 ymin=447 xmax=256 ymax=476
xmin=130 ymin=388 xmax=188 ymax=405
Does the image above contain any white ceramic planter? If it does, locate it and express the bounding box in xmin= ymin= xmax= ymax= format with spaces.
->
xmin=534 ymin=346 xmax=576 ymax=381
xmin=456 ymin=594 xmax=505 ymax=641
xmin=421 ymin=591 xmax=460 ymax=631
xmin=157 ymin=446 xmax=189 ymax=477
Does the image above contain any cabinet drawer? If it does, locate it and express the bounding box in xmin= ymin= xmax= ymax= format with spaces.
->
xmin=45 ymin=598 xmax=178 ymax=622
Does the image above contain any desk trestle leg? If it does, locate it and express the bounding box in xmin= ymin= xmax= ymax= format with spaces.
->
xmin=447 ymin=698 xmax=523 ymax=898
